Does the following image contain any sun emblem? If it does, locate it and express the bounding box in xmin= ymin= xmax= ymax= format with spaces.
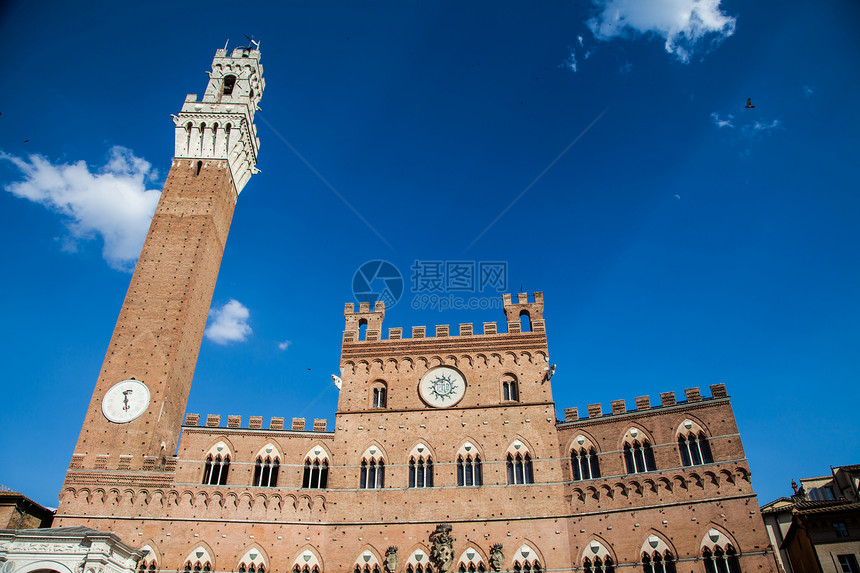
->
xmin=429 ymin=372 xmax=457 ymax=401
xmin=419 ymin=366 xmax=467 ymax=408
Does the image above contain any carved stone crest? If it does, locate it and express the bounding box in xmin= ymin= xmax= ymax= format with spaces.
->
xmin=384 ymin=546 xmax=398 ymax=573
xmin=489 ymin=544 xmax=504 ymax=572
xmin=429 ymin=524 xmax=455 ymax=573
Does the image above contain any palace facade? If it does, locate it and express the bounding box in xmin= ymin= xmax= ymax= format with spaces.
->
xmin=50 ymin=46 xmax=778 ymax=573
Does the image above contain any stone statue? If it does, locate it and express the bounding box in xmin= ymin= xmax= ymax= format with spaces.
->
xmin=429 ymin=524 xmax=455 ymax=573
xmin=489 ymin=544 xmax=504 ymax=572
xmin=384 ymin=546 xmax=398 ymax=573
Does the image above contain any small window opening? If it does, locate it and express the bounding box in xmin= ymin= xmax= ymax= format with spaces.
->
xmin=358 ymin=318 xmax=368 ymax=341
xmin=195 ymin=161 xmax=202 ymax=176
xmin=222 ymin=75 xmax=237 ymax=95
xmin=520 ymin=310 xmax=532 ymax=332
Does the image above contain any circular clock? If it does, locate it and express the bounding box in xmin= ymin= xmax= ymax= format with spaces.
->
xmin=419 ymin=366 xmax=467 ymax=408
xmin=102 ymin=379 xmax=150 ymax=423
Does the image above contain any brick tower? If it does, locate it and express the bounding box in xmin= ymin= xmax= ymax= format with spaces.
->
xmin=66 ymin=45 xmax=264 ymax=473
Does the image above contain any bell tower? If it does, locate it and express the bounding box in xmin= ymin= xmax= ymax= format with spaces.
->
xmin=66 ymin=46 xmax=264 ymax=472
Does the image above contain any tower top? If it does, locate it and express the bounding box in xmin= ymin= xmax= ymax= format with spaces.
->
xmin=172 ymin=45 xmax=265 ymax=193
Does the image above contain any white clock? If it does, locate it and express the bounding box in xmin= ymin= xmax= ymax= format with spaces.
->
xmin=419 ymin=366 xmax=467 ymax=408
xmin=102 ymin=379 xmax=150 ymax=423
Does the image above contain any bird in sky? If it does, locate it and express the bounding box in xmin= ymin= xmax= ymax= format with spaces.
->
xmin=745 ymin=98 xmax=755 ymax=109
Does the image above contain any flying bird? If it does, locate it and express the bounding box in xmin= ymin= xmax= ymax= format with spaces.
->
xmin=745 ymin=98 xmax=755 ymax=109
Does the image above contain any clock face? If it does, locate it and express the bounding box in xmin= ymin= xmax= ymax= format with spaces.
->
xmin=102 ymin=379 xmax=150 ymax=423
xmin=419 ymin=366 xmax=467 ymax=408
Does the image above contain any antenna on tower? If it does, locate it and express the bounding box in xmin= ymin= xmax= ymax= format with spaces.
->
xmin=244 ymin=34 xmax=261 ymax=50
xmin=223 ymin=39 xmax=230 ymax=51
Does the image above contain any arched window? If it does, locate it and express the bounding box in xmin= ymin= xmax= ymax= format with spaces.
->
xmin=202 ymin=453 xmax=230 ymax=485
xmin=358 ymin=318 xmax=368 ymax=341
xmin=301 ymin=446 xmax=330 ymax=489
xmin=623 ymin=441 xmax=656 ymax=474
xmin=571 ymin=447 xmax=600 ymax=481
xmin=702 ymin=546 xmax=741 ymax=573
xmin=502 ymin=375 xmax=519 ymax=402
xmin=520 ymin=310 xmax=532 ymax=332
xmin=678 ymin=432 xmax=713 ymax=466
xmin=583 ymin=557 xmax=614 ymax=573
xmin=302 ymin=459 xmax=329 ymax=489
xmin=642 ymin=552 xmax=677 ymax=573
xmin=409 ymin=456 xmax=434 ymax=488
xmin=360 ymin=459 xmax=385 ymax=489
xmin=506 ymin=453 xmax=533 ymax=485
xmin=222 ymin=75 xmax=236 ymax=96
xmin=457 ymin=454 xmax=483 ymax=486
xmin=253 ymin=456 xmax=279 ymax=487
xmin=371 ymin=381 xmax=387 ymax=409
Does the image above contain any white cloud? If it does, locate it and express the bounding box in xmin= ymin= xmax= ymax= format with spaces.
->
xmin=577 ymin=35 xmax=585 ymax=46
xmin=205 ymin=300 xmax=252 ymax=345
xmin=747 ymin=118 xmax=781 ymax=133
xmin=710 ymin=112 xmax=735 ymax=128
xmin=1 ymin=146 xmax=161 ymax=270
xmin=564 ymin=49 xmax=578 ymax=72
xmin=587 ymin=0 xmax=737 ymax=63
xmin=278 ymin=340 xmax=292 ymax=351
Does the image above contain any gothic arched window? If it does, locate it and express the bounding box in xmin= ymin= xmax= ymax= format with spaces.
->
xmin=623 ymin=441 xmax=656 ymax=474
xmin=678 ymin=432 xmax=713 ymax=466
xmin=360 ymin=459 xmax=385 ymax=489
xmin=506 ymin=453 xmax=534 ymax=485
xmin=409 ymin=456 xmax=434 ymax=488
xmin=253 ymin=456 xmax=279 ymax=487
xmin=571 ymin=447 xmax=600 ymax=481
xmin=457 ymin=454 xmax=483 ymax=486
xmin=202 ymin=453 xmax=230 ymax=485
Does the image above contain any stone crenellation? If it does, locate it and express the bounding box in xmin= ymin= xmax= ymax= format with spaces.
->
xmin=183 ymin=414 xmax=331 ymax=432
xmin=560 ymin=383 xmax=729 ymax=423
xmin=343 ymin=292 xmax=547 ymax=344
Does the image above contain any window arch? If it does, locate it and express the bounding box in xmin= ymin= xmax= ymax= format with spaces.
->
xmin=359 ymin=445 xmax=385 ymax=489
xmin=456 ymin=442 xmax=483 ymax=487
xmin=571 ymin=435 xmax=600 ymax=481
xmin=456 ymin=547 xmax=487 ymax=573
xmin=371 ymin=380 xmax=388 ymax=409
xmin=512 ymin=543 xmax=542 ymax=573
xmin=622 ymin=428 xmax=656 ymax=474
xmin=405 ymin=548 xmax=432 ymax=573
xmin=291 ymin=548 xmax=322 ymax=573
xmin=252 ymin=443 xmax=280 ymax=487
xmin=352 ymin=549 xmax=382 ymax=573
xmin=642 ymin=552 xmax=676 ymax=573
xmin=701 ymin=528 xmax=741 ymax=573
xmin=302 ymin=445 xmax=330 ymax=489
xmin=502 ymin=374 xmax=519 ymax=402
xmin=202 ymin=441 xmax=231 ymax=486
xmin=677 ymin=419 xmax=713 ymax=466
xmin=520 ymin=310 xmax=532 ymax=332
xmin=138 ymin=545 xmax=159 ymax=573
xmin=581 ymin=540 xmax=615 ymax=573
xmin=408 ymin=443 xmax=433 ymax=488
xmin=237 ymin=547 xmax=269 ymax=573
xmin=183 ymin=546 xmax=214 ymax=573
xmin=505 ymin=441 xmax=534 ymax=484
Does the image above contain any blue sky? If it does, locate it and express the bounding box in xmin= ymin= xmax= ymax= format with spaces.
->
xmin=1 ymin=0 xmax=858 ymax=509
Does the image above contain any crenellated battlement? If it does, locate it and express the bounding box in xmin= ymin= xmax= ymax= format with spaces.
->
xmin=182 ymin=414 xmax=332 ymax=433
xmin=342 ymin=292 xmax=547 ymax=344
xmin=560 ymin=384 xmax=729 ymax=424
